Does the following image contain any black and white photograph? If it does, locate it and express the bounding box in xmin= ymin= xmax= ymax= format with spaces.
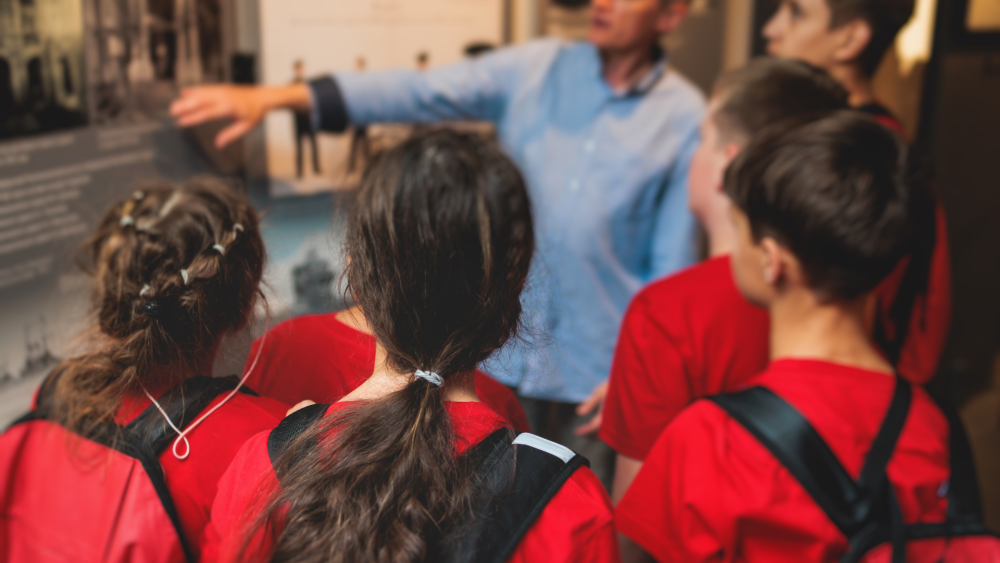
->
xmin=0 ymin=0 xmax=88 ymax=140
xmin=84 ymin=0 xmax=225 ymax=124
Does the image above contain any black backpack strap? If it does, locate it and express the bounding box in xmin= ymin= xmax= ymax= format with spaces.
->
xmin=449 ymin=430 xmax=588 ymax=563
xmin=121 ymin=375 xmax=258 ymax=563
xmin=935 ymin=399 xmax=984 ymax=525
xmin=124 ymin=375 xmax=253 ymax=455
xmin=267 ymin=402 xmax=330 ymax=467
xmin=710 ymin=388 xmax=869 ymax=537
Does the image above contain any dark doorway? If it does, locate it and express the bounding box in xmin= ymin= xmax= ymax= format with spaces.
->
xmin=26 ymin=57 xmax=46 ymax=108
xmin=0 ymin=58 xmax=14 ymax=117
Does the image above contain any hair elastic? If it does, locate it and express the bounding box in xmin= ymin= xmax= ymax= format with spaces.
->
xmin=213 ymin=244 xmax=226 ymax=255
xmin=141 ymin=301 xmax=168 ymax=319
xmin=140 ymin=284 xmax=151 ymax=297
xmin=233 ymin=223 xmax=244 ymax=233
xmin=414 ymin=370 xmax=444 ymax=386
xmin=180 ymin=269 xmax=190 ymax=285
xmin=142 ymin=314 xmax=271 ymax=460
xmin=120 ymin=215 xmax=135 ymax=227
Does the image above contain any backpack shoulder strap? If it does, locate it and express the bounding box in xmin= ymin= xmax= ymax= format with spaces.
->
xmin=710 ymin=387 xmax=870 ymax=538
xmin=124 ymin=375 xmax=254 ymax=456
xmin=267 ymin=402 xmax=330 ymax=467
xmin=452 ymin=430 xmax=588 ymax=563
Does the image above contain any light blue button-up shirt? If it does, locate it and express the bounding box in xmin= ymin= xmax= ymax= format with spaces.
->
xmin=313 ymin=39 xmax=704 ymax=403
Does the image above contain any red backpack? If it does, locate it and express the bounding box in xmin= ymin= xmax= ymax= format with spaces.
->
xmin=710 ymin=378 xmax=1000 ymax=563
xmin=0 ymin=374 xmax=250 ymax=563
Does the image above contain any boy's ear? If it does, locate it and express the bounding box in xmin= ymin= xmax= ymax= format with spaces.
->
xmin=833 ymin=19 xmax=873 ymax=65
xmin=760 ymin=237 xmax=784 ymax=287
xmin=656 ymin=1 xmax=689 ymax=35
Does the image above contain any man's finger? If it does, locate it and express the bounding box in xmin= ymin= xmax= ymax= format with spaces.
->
xmin=175 ymin=105 xmax=228 ymax=128
xmin=574 ymin=413 xmax=602 ymax=436
xmin=576 ymin=390 xmax=602 ymax=415
xmin=215 ymin=120 xmax=255 ymax=149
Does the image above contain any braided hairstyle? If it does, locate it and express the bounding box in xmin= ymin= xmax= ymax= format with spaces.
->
xmin=48 ymin=178 xmax=265 ymax=438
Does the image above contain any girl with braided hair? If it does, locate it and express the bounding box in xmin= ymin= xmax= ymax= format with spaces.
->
xmin=1 ymin=179 xmax=288 ymax=562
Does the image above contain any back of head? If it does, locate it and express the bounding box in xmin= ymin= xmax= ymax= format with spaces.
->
xmin=828 ymin=0 xmax=915 ymax=76
xmin=263 ymin=130 xmax=534 ymax=563
xmin=50 ymin=179 xmax=265 ymax=436
xmin=712 ymin=58 xmax=849 ymax=145
xmin=724 ymin=110 xmax=929 ymax=301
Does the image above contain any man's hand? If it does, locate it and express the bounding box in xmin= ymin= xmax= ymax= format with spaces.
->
xmin=574 ymin=381 xmax=608 ymax=436
xmin=169 ymin=83 xmax=312 ymax=149
xmin=287 ymin=400 xmax=317 ymax=417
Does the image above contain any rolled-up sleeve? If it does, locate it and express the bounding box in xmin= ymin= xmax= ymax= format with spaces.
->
xmin=307 ymin=42 xmax=552 ymax=133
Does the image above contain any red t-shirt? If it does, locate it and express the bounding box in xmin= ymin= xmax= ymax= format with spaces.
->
xmin=201 ymin=401 xmax=619 ymax=563
xmin=242 ymin=312 xmax=530 ymax=432
xmin=116 ymin=389 xmax=288 ymax=558
xmin=600 ymin=256 xmax=770 ymax=461
xmin=871 ymin=204 xmax=951 ymax=385
xmin=615 ymin=359 xmax=951 ymax=563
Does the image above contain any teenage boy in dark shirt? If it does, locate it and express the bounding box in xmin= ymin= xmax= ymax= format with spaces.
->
xmin=764 ymin=0 xmax=951 ymax=386
xmin=616 ymin=111 xmax=950 ymax=563
xmin=600 ymin=58 xmax=850 ymax=502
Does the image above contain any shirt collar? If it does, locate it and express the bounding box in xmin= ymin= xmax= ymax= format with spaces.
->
xmin=593 ymin=42 xmax=669 ymax=98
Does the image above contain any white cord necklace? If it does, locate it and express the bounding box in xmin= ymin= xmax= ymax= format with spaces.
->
xmin=142 ymin=324 xmax=269 ymax=460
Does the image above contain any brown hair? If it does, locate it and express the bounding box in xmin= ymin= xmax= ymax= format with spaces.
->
xmin=712 ymin=58 xmax=849 ymax=145
xmin=252 ymin=130 xmax=534 ymax=563
xmin=826 ymin=0 xmax=915 ymax=76
xmin=724 ymin=110 xmax=931 ymax=301
xmin=47 ymin=179 xmax=265 ymax=438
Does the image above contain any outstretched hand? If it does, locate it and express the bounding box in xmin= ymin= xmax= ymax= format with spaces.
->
xmin=574 ymin=381 xmax=609 ymax=436
xmin=170 ymin=84 xmax=311 ymax=149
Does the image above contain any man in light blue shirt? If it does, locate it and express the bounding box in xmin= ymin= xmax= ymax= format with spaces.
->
xmin=171 ymin=0 xmax=704 ymax=480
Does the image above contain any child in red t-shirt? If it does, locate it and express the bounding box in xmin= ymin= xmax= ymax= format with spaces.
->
xmin=601 ymin=58 xmax=850 ymax=501
xmin=203 ymin=130 xmax=617 ymax=563
xmin=6 ymin=181 xmax=289 ymax=558
xmin=763 ymin=0 xmax=951 ymax=382
xmin=616 ymin=112 xmax=950 ymax=563
xmin=241 ymin=306 xmax=530 ymax=432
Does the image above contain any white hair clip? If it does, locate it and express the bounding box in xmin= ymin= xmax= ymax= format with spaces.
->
xmin=414 ymin=370 xmax=444 ymax=387
xmin=233 ymin=223 xmax=244 ymax=233
xmin=120 ymin=215 xmax=135 ymax=227
xmin=133 ymin=191 xmax=145 ymax=201
xmin=140 ymin=284 xmax=151 ymax=297
xmin=213 ymin=244 xmax=226 ymax=255
xmin=180 ymin=269 xmax=190 ymax=285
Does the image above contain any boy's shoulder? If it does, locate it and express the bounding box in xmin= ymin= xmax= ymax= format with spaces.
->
xmin=631 ymin=256 xmax=756 ymax=327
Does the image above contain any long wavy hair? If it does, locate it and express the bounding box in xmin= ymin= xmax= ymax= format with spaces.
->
xmin=46 ymin=179 xmax=265 ymax=438
xmin=250 ymin=130 xmax=535 ymax=563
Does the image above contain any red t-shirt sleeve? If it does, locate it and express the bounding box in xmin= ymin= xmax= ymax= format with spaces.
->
xmin=601 ymin=292 xmax=696 ymax=461
xmin=474 ymin=371 xmax=530 ymax=433
xmin=201 ymin=431 xmax=279 ymax=563
xmin=510 ymin=466 xmax=620 ymax=563
xmin=615 ymin=403 xmax=765 ymax=563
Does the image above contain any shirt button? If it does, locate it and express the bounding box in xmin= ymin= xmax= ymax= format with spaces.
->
xmin=569 ymin=180 xmax=580 ymax=191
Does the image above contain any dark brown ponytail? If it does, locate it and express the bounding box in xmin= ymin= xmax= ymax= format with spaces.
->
xmin=254 ymin=130 xmax=534 ymax=563
xmin=48 ymin=178 xmax=266 ymax=439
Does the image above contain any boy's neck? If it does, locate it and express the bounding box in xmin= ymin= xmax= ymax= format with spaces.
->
xmin=704 ymin=210 xmax=736 ymax=257
xmin=768 ymin=289 xmax=893 ymax=374
xmin=827 ymin=64 xmax=877 ymax=108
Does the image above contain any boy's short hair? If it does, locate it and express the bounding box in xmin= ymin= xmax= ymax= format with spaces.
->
xmin=827 ymin=0 xmax=915 ymax=76
xmin=724 ymin=111 xmax=930 ymax=301
xmin=711 ymin=58 xmax=849 ymax=146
